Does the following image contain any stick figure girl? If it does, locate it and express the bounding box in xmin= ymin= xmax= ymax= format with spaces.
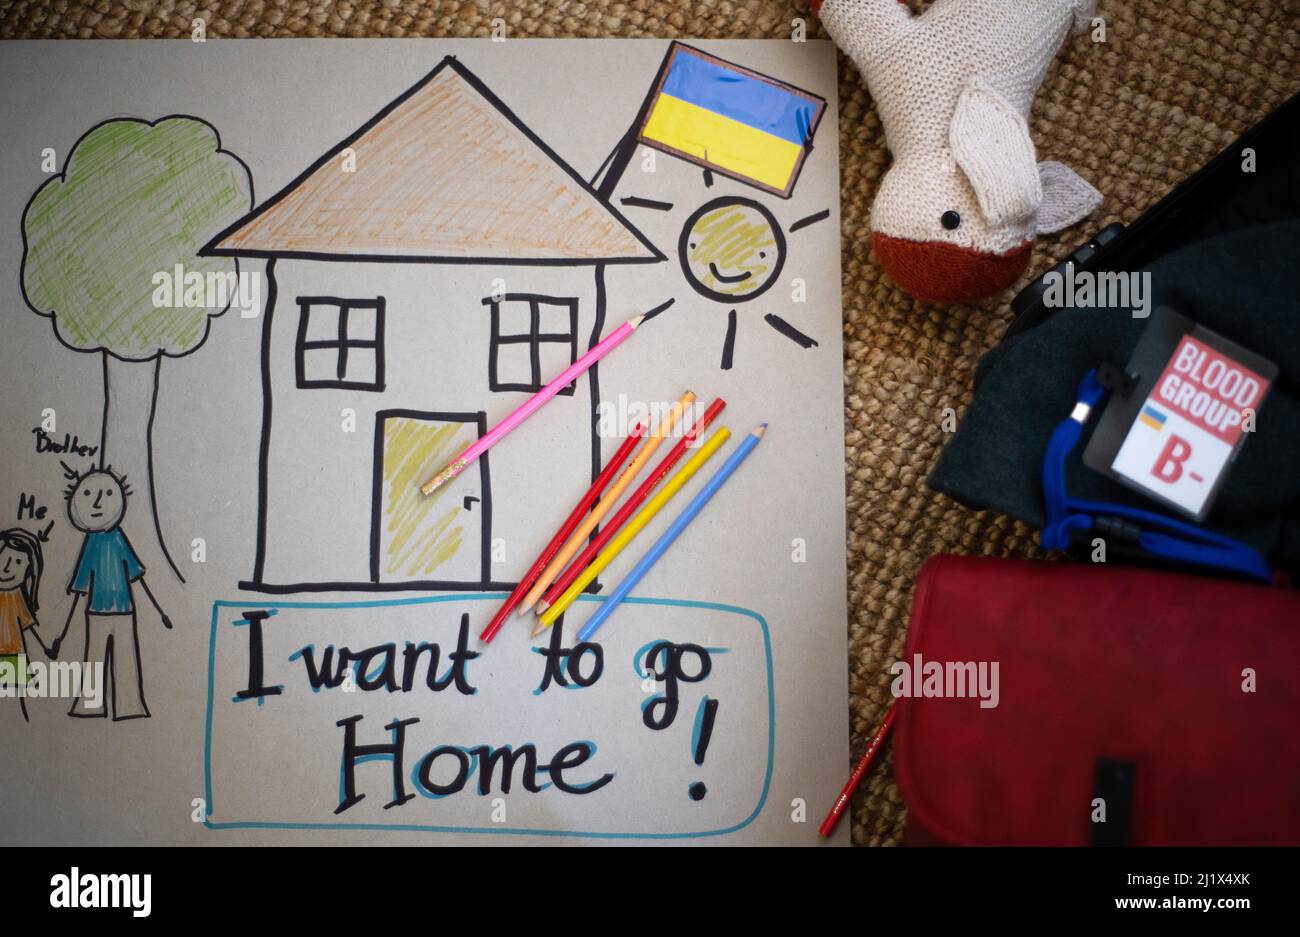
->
xmin=0 ymin=527 xmax=52 ymax=722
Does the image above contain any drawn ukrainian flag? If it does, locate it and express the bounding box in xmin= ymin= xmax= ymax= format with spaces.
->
xmin=1138 ymin=405 xmax=1168 ymax=431
xmin=639 ymin=45 xmax=823 ymax=195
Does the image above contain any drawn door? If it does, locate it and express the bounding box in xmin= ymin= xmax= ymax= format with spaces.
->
xmin=371 ymin=410 xmax=489 ymax=586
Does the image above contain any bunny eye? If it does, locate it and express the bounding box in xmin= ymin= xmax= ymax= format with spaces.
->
xmin=941 ymin=210 xmax=961 ymax=230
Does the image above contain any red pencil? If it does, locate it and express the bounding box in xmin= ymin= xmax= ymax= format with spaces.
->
xmin=536 ymin=397 xmax=726 ymax=613
xmin=479 ymin=422 xmax=646 ymax=643
xmin=818 ymin=702 xmax=897 ymax=837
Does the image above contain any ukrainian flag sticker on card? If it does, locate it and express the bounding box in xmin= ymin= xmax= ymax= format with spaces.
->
xmin=637 ymin=43 xmax=826 ymax=198
xmin=1083 ymin=308 xmax=1278 ymax=522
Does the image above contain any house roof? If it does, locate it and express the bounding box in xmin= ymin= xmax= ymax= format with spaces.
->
xmin=203 ymin=57 xmax=663 ymax=265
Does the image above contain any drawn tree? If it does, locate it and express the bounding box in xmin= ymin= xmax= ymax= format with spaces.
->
xmin=21 ymin=116 xmax=253 ymax=581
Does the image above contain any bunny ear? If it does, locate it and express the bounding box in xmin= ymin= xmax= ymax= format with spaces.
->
xmin=1036 ymin=161 xmax=1103 ymax=233
xmin=949 ymin=78 xmax=1042 ymax=227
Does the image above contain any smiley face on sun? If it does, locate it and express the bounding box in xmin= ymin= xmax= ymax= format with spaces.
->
xmin=678 ymin=196 xmax=786 ymax=302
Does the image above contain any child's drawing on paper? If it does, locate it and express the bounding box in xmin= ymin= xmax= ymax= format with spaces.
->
xmin=0 ymin=528 xmax=52 ymax=722
xmin=52 ymin=466 xmax=171 ymax=721
xmin=20 ymin=116 xmax=254 ymax=582
xmin=0 ymin=38 xmax=851 ymax=845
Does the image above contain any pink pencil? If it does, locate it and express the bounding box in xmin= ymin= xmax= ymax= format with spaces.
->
xmin=421 ymin=313 xmax=647 ymax=495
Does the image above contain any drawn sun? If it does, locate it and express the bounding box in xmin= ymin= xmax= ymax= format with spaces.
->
xmin=678 ymin=197 xmax=785 ymax=302
xmin=620 ymin=183 xmax=829 ymax=369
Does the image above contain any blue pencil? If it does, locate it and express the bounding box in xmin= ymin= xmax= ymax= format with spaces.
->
xmin=577 ymin=423 xmax=767 ymax=641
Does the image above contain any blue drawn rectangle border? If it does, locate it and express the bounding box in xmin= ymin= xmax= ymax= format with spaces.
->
xmin=204 ymin=592 xmax=775 ymax=840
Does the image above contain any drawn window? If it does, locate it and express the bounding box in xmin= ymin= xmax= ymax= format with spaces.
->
xmin=295 ymin=297 xmax=386 ymax=391
xmin=485 ymin=294 xmax=579 ymax=394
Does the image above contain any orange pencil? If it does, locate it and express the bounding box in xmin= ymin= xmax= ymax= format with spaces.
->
xmin=538 ymin=397 xmax=726 ymax=613
xmin=478 ymin=422 xmax=645 ymax=643
xmin=516 ymin=390 xmax=695 ymax=615
xmin=535 ymin=425 xmax=731 ymax=633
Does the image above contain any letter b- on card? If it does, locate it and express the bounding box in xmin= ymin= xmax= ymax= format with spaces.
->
xmin=1084 ymin=307 xmax=1276 ymax=521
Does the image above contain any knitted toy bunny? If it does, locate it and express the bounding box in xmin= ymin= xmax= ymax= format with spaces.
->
xmin=814 ymin=0 xmax=1103 ymax=304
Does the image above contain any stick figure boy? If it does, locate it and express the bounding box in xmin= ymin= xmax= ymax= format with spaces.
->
xmin=54 ymin=466 xmax=171 ymax=721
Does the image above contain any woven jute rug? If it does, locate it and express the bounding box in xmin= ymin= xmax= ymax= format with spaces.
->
xmin=4 ymin=0 xmax=1298 ymax=845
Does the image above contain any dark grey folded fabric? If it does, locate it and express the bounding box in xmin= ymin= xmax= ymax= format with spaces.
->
xmin=928 ymin=220 xmax=1300 ymax=572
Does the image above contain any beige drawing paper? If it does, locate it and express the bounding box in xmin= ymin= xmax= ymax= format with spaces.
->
xmin=0 ymin=38 xmax=847 ymax=845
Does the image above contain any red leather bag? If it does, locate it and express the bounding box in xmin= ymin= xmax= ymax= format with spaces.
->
xmin=895 ymin=555 xmax=1300 ymax=846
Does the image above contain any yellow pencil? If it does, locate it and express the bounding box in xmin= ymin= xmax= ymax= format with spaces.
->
xmin=517 ymin=390 xmax=695 ymax=616
xmin=534 ymin=425 xmax=731 ymax=634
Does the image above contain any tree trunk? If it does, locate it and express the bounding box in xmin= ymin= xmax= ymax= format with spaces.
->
xmin=100 ymin=352 xmax=184 ymax=586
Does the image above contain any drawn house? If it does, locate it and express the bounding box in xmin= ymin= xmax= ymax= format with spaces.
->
xmin=204 ymin=57 xmax=662 ymax=592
